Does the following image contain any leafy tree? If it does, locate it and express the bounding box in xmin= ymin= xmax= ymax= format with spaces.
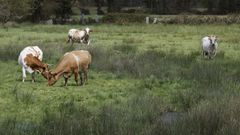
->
xmin=30 ymin=0 xmax=58 ymax=22
xmin=55 ymin=0 xmax=73 ymax=19
xmin=107 ymin=0 xmax=114 ymax=12
xmin=106 ymin=0 xmax=122 ymax=12
xmin=95 ymin=0 xmax=105 ymax=14
xmin=0 ymin=0 xmax=30 ymax=23
xmin=218 ymin=0 xmax=239 ymax=14
xmin=41 ymin=0 xmax=58 ymax=19
xmin=201 ymin=0 xmax=215 ymax=13
xmin=30 ymin=0 xmax=43 ymax=22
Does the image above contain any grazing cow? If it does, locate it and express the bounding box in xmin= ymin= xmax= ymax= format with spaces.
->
xmin=43 ymin=50 xmax=91 ymax=86
xmin=18 ymin=46 xmax=48 ymax=82
xmin=67 ymin=27 xmax=92 ymax=46
xmin=202 ymin=35 xmax=218 ymax=59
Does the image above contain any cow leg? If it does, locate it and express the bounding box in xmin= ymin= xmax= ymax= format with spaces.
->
xmin=71 ymin=40 xmax=74 ymax=46
xmin=69 ymin=37 xmax=73 ymax=46
xmin=87 ymin=40 xmax=90 ymax=46
xmin=79 ymin=72 xmax=83 ymax=86
xmin=83 ymin=70 xmax=88 ymax=85
xmin=64 ymin=77 xmax=68 ymax=86
xmin=63 ymin=73 xmax=71 ymax=86
xmin=74 ymin=72 xmax=79 ymax=86
xmin=210 ymin=52 xmax=215 ymax=59
xmin=31 ymin=72 xmax=35 ymax=83
xmin=202 ymin=51 xmax=205 ymax=58
xmin=67 ymin=36 xmax=71 ymax=44
xmin=22 ymin=67 xmax=26 ymax=82
xmin=212 ymin=51 xmax=217 ymax=57
xmin=203 ymin=52 xmax=209 ymax=59
xmin=208 ymin=52 xmax=212 ymax=59
xmin=67 ymin=38 xmax=70 ymax=43
xmin=80 ymin=39 xmax=84 ymax=44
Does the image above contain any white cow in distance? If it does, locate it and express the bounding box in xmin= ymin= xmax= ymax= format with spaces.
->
xmin=18 ymin=46 xmax=48 ymax=82
xmin=67 ymin=27 xmax=92 ymax=46
xmin=202 ymin=35 xmax=218 ymax=59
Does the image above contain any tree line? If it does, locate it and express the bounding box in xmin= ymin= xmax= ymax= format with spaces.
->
xmin=0 ymin=0 xmax=74 ymax=23
xmin=146 ymin=0 xmax=240 ymax=14
xmin=0 ymin=0 xmax=239 ymax=23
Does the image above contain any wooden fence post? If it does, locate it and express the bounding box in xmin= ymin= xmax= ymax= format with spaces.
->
xmin=146 ymin=17 xmax=149 ymax=24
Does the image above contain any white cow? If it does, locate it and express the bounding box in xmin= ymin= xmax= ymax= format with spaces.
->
xmin=202 ymin=35 xmax=218 ymax=59
xmin=67 ymin=27 xmax=92 ymax=46
xmin=18 ymin=46 xmax=44 ymax=82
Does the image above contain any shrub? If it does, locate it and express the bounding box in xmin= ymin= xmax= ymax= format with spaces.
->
xmin=157 ymin=15 xmax=240 ymax=24
xmin=174 ymin=97 xmax=240 ymax=135
xmin=102 ymin=13 xmax=147 ymax=24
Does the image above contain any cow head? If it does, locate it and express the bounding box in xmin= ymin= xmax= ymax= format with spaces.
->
xmin=208 ymin=35 xmax=218 ymax=47
xmin=26 ymin=55 xmax=49 ymax=76
xmin=42 ymin=71 xmax=57 ymax=86
xmin=84 ymin=27 xmax=92 ymax=35
xmin=40 ymin=64 xmax=50 ymax=79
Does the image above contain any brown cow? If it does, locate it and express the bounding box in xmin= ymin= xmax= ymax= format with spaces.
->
xmin=43 ymin=50 xmax=91 ymax=86
xmin=18 ymin=46 xmax=49 ymax=82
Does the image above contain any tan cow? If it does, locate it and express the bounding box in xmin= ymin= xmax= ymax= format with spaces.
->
xmin=43 ymin=50 xmax=91 ymax=86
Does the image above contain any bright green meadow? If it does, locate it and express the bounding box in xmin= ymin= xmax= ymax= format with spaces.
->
xmin=1 ymin=24 xmax=240 ymax=135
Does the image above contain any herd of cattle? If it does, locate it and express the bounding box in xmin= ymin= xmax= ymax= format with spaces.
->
xmin=18 ymin=27 xmax=92 ymax=86
xmin=17 ymin=27 xmax=218 ymax=86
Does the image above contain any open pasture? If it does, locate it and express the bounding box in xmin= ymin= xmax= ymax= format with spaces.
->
xmin=1 ymin=24 xmax=240 ymax=134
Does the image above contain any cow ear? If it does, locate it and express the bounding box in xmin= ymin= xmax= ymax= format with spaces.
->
xmin=90 ymin=29 xmax=93 ymax=32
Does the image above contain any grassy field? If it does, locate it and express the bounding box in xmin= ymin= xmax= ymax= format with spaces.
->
xmin=1 ymin=23 xmax=240 ymax=134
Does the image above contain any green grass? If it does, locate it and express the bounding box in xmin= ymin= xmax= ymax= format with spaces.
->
xmin=1 ymin=23 xmax=240 ymax=134
xmin=0 ymin=61 xmax=139 ymax=121
xmin=1 ymin=24 xmax=240 ymax=58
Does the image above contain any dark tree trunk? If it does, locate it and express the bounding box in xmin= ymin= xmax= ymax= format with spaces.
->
xmin=207 ymin=0 xmax=214 ymax=13
xmin=107 ymin=0 xmax=114 ymax=12
xmin=31 ymin=0 xmax=43 ymax=23
xmin=95 ymin=0 xmax=104 ymax=15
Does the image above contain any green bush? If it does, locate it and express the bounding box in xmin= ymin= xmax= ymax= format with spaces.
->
xmin=102 ymin=13 xmax=147 ymax=24
xmin=157 ymin=15 xmax=240 ymax=24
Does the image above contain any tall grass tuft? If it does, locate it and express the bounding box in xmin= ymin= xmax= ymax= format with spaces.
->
xmin=0 ymin=45 xmax=24 ymax=61
xmin=173 ymin=97 xmax=240 ymax=135
xmin=113 ymin=43 xmax=138 ymax=54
